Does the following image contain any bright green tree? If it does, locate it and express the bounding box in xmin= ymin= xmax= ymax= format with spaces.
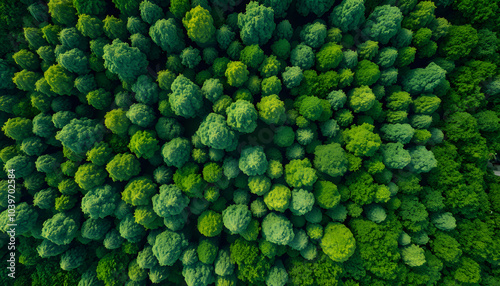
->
xmin=182 ymin=6 xmax=215 ymax=44
xmin=343 ymin=123 xmax=382 ymax=157
xmin=225 ymin=61 xmax=249 ymax=87
xmin=320 ymin=223 xmax=356 ymax=262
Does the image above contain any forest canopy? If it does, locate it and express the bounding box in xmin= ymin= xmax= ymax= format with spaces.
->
xmin=0 ymin=0 xmax=500 ymax=285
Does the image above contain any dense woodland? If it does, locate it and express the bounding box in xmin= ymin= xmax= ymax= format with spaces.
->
xmin=0 ymin=0 xmax=499 ymax=285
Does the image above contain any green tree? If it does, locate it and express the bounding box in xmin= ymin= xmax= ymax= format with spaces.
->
xmin=106 ymin=153 xmax=141 ymax=182
xmin=248 ymin=175 xmax=271 ymax=195
xmin=81 ymin=185 xmax=119 ymax=219
xmin=285 ymin=158 xmax=318 ymax=188
xmin=104 ymin=109 xmax=131 ymax=136
xmin=162 ymin=138 xmax=191 ymax=168
xmin=239 ymin=146 xmax=268 ymax=176
xmin=282 ymin=66 xmax=303 ymax=88
xmin=363 ymin=5 xmax=403 ymax=44
xmin=59 ymin=247 xmax=86 ymax=271
xmin=126 ymin=103 xmax=156 ymax=127
xmin=431 ymin=212 xmax=456 ymax=231
xmin=86 ymin=142 xmax=113 ymax=166
xmin=198 ymin=210 xmax=223 ymax=237
xmin=475 ymin=110 xmax=500 ymax=132
xmin=443 ymin=112 xmax=479 ymax=142
xmin=56 ymin=118 xmax=104 ymax=154
xmin=197 ymin=113 xmax=238 ymax=150
xmin=157 ymin=69 xmax=176 ymax=91
xmin=182 ymin=262 xmax=214 ymax=286
xmin=222 ymin=204 xmax=251 ymax=234
xmin=151 ymin=184 xmax=189 ymax=219
xmin=155 ymin=117 xmax=183 ymax=141
xmin=216 ymin=25 xmax=235 ymax=50
xmin=152 ymin=229 xmax=188 ymax=266
xmin=350 ymin=218 xmax=400 ymax=280
xmin=128 ymin=130 xmax=160 ymax=159
xmin=274 ymin=126 xmax=295 ymax=147
xmin=358 ymin=40 xmax=379 ymax=60
xmin=260 ymin=0 xmax=292 ymax=18
xmin=170 ymin=75 xmax=204 ymax=118
xmin=300 ymin=22 xmax=327 ymax=49
xmin=149 ymin=18 xmax=185 ymax=53
xmin=261 ymin=76 xmax=281 ymax=96
xmin=298 ymin=96 xmax=323 ymax=121
xmin=180 ymin=47 xmax=201 ymax=69
xmin=453 ymin=0 xmax=498 ymax=24
xmin=240 ymin=45 xmax=265 ymax=69
xmin=96 ymin=251 xmax=131 ymax=285
xmin=402 ymin=1 xmax=436 ymax=30
xmin=454 ymin=256 xmax=481 ymax=284
xmin=266 ymin=262 xmax=288 ymax=286
xmin=103 ymin=40 xmax=148 ymax=82
xmin=380 ymin=142 xmax=411 ymax=169
xmin=225 ymin=61 xmax=249 ymax=87
xmin=13 ymin=49 xmax=39 ymax=71
xmin=183 ymin=6 xmax=216 ymax=44
xmin=131 ymin=75 xmax=159 ymax=105
xmin=412 ymin=94 xmax=441 ymax=115
xmin=174 ymin=163 xmax=206 ymax=198
xmin=316 ymin=43 xmax=343 ymax=72
xmin=76 ymin=15 xmax=103 ymax=39
xmin=381 ymin=123 xmax=415 ymax=144
xmin=111 ymin=0 xmax=140 ymax=16
xmin=73 ymin=0 xmax=107 ymax=15
xmin=238 ymin=1 xmax=276 ymax=45
xmin=314 ymin=143 xmax=348 ymax=177
xmin=396 ymin=46 xmax=416 ymax=67
xmin=329 ymin=0 xmax=365 ymax=32
xmin=407 ymin=146 xmax=437 ymax=173
xmin=103 ymin=15 xmax=127 ymax=41
xmin=314 ymin=180 xmax=341 ymax=209
xmin=343 ymin=123 xmax=382 ymax=157
xmin=262 ymin=213 xmax=294 ymax=245
xmin=430 ymin=232 xmax=462 ymax=263
xmin=41 ymin=213 xmax=78 ymax=245
xmin=290 ymin=188 xmax=315 ymax=215
xmin=226 ymin=100 xmax=258 ymax=133
xmin=139 ymin=0 xmax=163 ymax=25
xmin=130 ymin=33 xmax=152 ymax=55
xmin=24 ymin=27 xmax=49 ymax=51
xmin=170 ymin=0 xmax=190 ymax=18
xmin=122 ymin=176 xmax=157 ymax=206
xmin=264 ymin=184 xmax=291 ymax=212
xmin=87 ymin=88 xmax=113 ymax=110
xmin=448 ymin=60 xmax=496 ymax=110
xmin=402 ymin=244 xmax=426 ymax=267
xmin=48 ymin=0 xmax=77 ymax=26
xmin=439 ymin=25 xmax=478 ymax=60
xmin=256 ymin=94 xmax=285 ymax=124
xmin=271 ymin=39 xmax=291 ymax=60
xmin=0 ymin=202 xmax=38 ymax=235
xmin=2 ymin=117 xmax=33 ymax=141
xmin=402 ymin=62 xmax=446 ymax=95
xmin=354 ymin=60 xmax=380 ymax=86
xmin=291 ymin=44 xmax=315 ymax=70
xmin=375 ymin=47 xmax=398 ymax=68
xmin=44 ymin=64 xmax=75 ymax=96
xmin=203 ymin=162 xmax=222 ymax=183
xmin=349 ymin=86 xmax=376 ymax=113
xmin=320 ymin=223 xmax=356 ymax=262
